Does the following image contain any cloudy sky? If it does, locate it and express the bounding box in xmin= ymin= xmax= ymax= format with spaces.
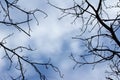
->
xmin=0 ymin=0 xmax=118 ymax=80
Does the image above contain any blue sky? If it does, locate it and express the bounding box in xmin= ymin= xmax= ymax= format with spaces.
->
xmin=0 ymin=0 xmax=119 ymax=80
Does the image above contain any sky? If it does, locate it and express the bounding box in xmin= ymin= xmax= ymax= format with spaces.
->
xmin=0 ymin=0 xmax=119 ymax=80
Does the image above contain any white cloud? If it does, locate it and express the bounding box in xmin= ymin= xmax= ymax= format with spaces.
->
xmin=28 ymin=10 xmax=80 ymax=57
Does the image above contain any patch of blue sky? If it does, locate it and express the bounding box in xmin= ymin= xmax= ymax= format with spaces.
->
xmin=0 ymin=0 xmax=114 ymax=80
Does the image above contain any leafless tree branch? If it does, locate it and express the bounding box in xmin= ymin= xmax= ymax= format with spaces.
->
xmin=0 ymin=0 xmax=62 ymax=80
xmin=49 ymin=0 xmax=120 ymax=79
